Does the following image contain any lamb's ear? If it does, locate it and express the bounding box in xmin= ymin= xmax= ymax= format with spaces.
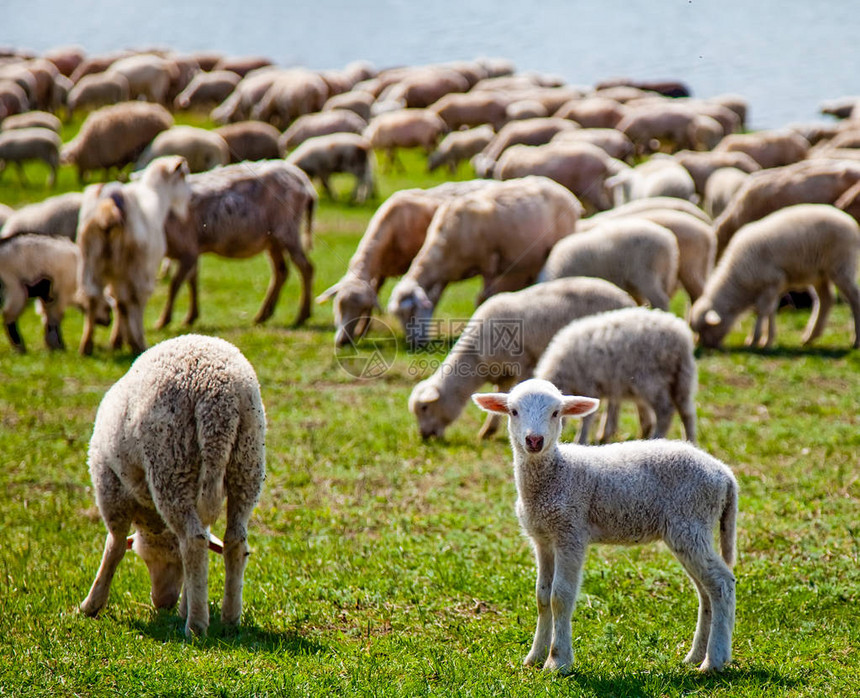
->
xmin=472 ymin=392 xmax=510 ymax=414
xmin=208 ymin=533 xmax=224 ymax=555
xmin=561 ymin=396 xmax=600 ymax=417
xmin=420 ymin=384 xmax=441 ymax=403
xmin=704 ymin=309 xmax=722 ymax=326
xmin=316 ymin=282 xmax=341 ymax=304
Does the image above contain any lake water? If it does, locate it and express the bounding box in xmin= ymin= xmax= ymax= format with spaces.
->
xmin=6 ymin=0 xmax=859 ymax=129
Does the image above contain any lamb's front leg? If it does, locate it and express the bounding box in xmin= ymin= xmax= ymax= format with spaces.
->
xmin=524 ymin=540 xmax=554 ymax=667
xmin=544 ymin=542 xmax=587 ymax=674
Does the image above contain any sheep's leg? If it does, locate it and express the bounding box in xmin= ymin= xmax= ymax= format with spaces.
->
xmin=544 ymin=542 xmax=587 ymax=674
xmin=750 ymin=287 xmax=781 ymax=348
xmin=284 ymin=239 xmax=315 ymax=327
xmin=124 ymin=302 xmax=147 ymax=357
xmin=80 ymin=306 xmax=97 ymax=356
xmin=680 ymin=569 xmax=712 ymax=666
xmin=597 ymin=400 xmax=621 ymax=443
xmin=3 ymin=285 xmax=27 ymax=352
xmin=649 ymin=392 xmax=676 ymax=439
xmin=672 ymin=392 xmax=697 ymax=444
xmin=802 ymin=281 xmax=831 ymax=346
xmin=186 ymin=266 xmax=200 ymax=326
xmin=109 ymin=303 xmax=127 ymax=351
xmin=255 ymin=246 xmax=288 ymax=324
xmin=831 ymin=270 xmax=860 ymax=348
xmin=524 ymin=541 xmax=555 ymax=667
xmin=671 ymin=542 xmax=735 ymax=672
xmin=576 ymin=411 xmax=597 ymax=444
xmin=80 ymin=526 xmax=130 ymax=616
xmin=319 ymin=175 xmax=336 ymax=201
xmin=635 ymin=401 xmax=656 ymax=439
xmin=643 ymin=280 xmax=671 ymax=312
xmin=44 ymin=319 xmax=65 ymax=351
xmin=155 ymin=255 xmax=197 ymax=329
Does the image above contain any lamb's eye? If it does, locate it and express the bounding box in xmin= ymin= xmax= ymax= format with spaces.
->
xmin=511 ymin=409 xmax=518 ymax=417
xmin=552 ymin=411 xmax=559 ymax=419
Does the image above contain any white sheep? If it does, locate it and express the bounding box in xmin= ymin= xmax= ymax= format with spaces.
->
xmin=539 ymin=218 xmax=679 ymax=310
xmin=0 ymin=191 xmax=83 ymax=240
xmin=472 ymin=378 xmax=737 ymax=673
xmin=409 ymin=277 xmax=636 ymax=439
xmin=605 ymin=156 xmax=697 ymax=207
xmin=133 ymin=125 xmax=230 ymax=173
xmin=704 ymin=167 xmax=750 ymax=219
xmin=690 ymin=203 xmax=860 ymax=349
xmin=80 ymin=334 xmax=266 ymax=638
xmin=534 ymin=306 xmax=698 ymax=443
xmin=0 ymin=126 xmax=61 ymax=187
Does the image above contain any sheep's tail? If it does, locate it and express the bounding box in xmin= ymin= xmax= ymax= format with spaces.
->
xmin=719 ymin=476 xmax=738 ymax=569
xmin=302 ymin=195 xmax=316 ymax=252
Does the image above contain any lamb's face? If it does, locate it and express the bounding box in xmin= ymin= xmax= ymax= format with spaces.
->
xmin=131 ymin=530 xmax=184 ymax=610
xmin=334 ymin=281 xmax=377 ymax=347
xmin=689 ymin=299 xmax=731 ymax=348
xmin=409 ymin=378 xmax=456 ymax=439
xmin=387 ymin=280 xmax=433 ymax=348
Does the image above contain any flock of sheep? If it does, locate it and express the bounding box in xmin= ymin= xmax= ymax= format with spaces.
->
xmin=2 ymin=44 xmax=860 ymax=675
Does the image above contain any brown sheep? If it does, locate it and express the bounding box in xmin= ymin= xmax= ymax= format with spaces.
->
xmin=214 ymin=121 xmax=282 ymax=162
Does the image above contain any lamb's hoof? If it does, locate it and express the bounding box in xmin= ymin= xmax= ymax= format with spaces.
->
xmin=683 ymin=649 xmax=707 ymax=666
xmin=184 ymin=619 xmax=208 ymax=638
xmin=79 ymin=599 xmax=102 ymax=617
xmin=523 ymin=650 xmax=546 ymax=668
xmin=699 ymin=655 xmax=730 ymax=672
xmin=543 ymin=654 xmax=573 ymax=675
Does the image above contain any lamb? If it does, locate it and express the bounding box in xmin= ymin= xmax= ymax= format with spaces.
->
xmin=133 ymin=126 xmax=230 ymax=173
xmin=77 ymin=155 xmax=191 ymax=356
xmin=471 ymin=117 xmax=578 ymax=177
xmin=363 ymin=108 xmax=448 ymax=169
xmin=492 ymin=141 xmax=618 ymax=213
xmin=80 ymin=334 xmax=266 ymax=638
xmin=534 ymin=307 xmax=698 ymax=443
xmin=1 ymin=110 xmax=61 ymax=133
xmin=279 ymin=109 xmax=368 ymax=152
xmin=379 ymin=68 xmax=469 ymax=109
xmin=173 ymin=69 xmax=241 ymax=111
xmin=322 ymin=89 xmax=375 ymax=122
xmin=472 ymin=378 xmax=737 ymax=673
xmin=0 ymin=127 xmax=61 ymax=186
xmin=428 ymin=91 xmax=511 ymax=131
xmin=550 ymin=127 xmax=635 ymax=162
xmin=285 ymin=133 xmax=375 ymax=204
xmin=713 ymin=159 xmax=860 ymax=257
xmin=0 ymin=191 xmax=83 ymax=240
xmin=605 ymin=156 xmax=697 ymax=206
xmin=157 ymin=160 xmax=316 ymax=329
xmin=553 ymin=97 xmax=628 ymax=129
xmin=210 ymin=67 xmax=281 ymax=124
xmin=673 ymin=149 xmax=761 ymax=197
xmin=214 ymin=120 xmax=281 ymax=163
xmin=409 ymin=277 xmax=636 ymax=440
xmin=251 ymin=68 xmax=329 ymax=128
xmin=713 ymin=129 xmax=811 ymax=169
xmin=108 ymin=53 xmax=178 ymax=104
xmin=505 ymin=99 xmax=549 ymax=121
xmin=539 ymin=218 xmax=679 ymax=311
xmin=317 ymin=180 xmax=492 ymax=346
xmin=704 ymin=167 xmax=751 ymax=219
xmin=427 ymin=125 xmax=494 ymax=173
xmin=0 ymin=233 xmax=91 ymax=352
xmin=65 ymin=71 xmax=131 ymax=117
xmin=617 ymin=106 xmax=722 ymax=156
xmin=387 ymin=176 xmax=581 ymax=346
xmin=61 ymin=101 xmax=174 ymax=182
xmin=690 ymin=203 xmax=860 ymax=349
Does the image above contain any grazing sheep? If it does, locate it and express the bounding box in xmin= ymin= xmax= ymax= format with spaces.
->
xmin=617 ymin=106 xmax=722 ymax=156
xmin=77 ymin=156 xmax=191 ymax=356
xmin=380 ymin=68 xmax=470 ymax=109
xmin=69 ymin=50 xmax=132 ymax=83
xmin=409 ymin=277 xmax=636 ymax=439
xmin=714 ymin=129 xmax=811 ymax=169
xmin=534 ymin=307 xmax=698 ymax=443
xmin=61 ymin=101 xmax=174 ymax=182
xmin=388 ymin=176 xmax=581 ymax=346
xmin=704 ymin=167 xmax=750 ymax=219
xmin=472 ymin=117 xmax=578 ymax=177
xmin=428 ymin=91 xmax=511 ymax=131
xmin=606 ymin=156 xmax=697 ymax=206
xmin=472 ymin=378 xmax=736 ymax=673
xmin=493 ymin=141 xmax=619 ymax=213
xmin=214 ymin=120 xmax=282 ymax=163
xmin=317 ymin=180 xmax=492 ymax=346
xmin=279 ymin=109 xmax=368 ymax=152
xmin=66 ymin=71 xmax=131 ymax=117
xmin=80 ymin=334 xmax=266 ymax=638
xmin=539 ymin=218 xmax=679 ymax=311
xmin=109 ymin=53 xmax=178 ymax=104
xmin=713 ymin=159 xmax=860 ymax=257
xmin=210 ymin=67 xmax=281 ymax=124
xmin=43 ymin=45 xmax=86 ymax=77
xmin=581 ymin=195 xmax=712 ymax=226
xmin=0 ymin=191 xmax=83 ymax=240
xmin=673 ymin=149 xmax=761 ymax=197
xmin=173 ymin=69 xmax=240 ymax=111
xmin=364 ymin=108 xmax=448 ymax=169
xmin=554 ymin=97 xmax=628 ymax=129
xmin=158 ymin=160 xmax=316 ymax=329
xmin=251 ymin=68 xmax=329 ymax=128
xmin=0 ymin=80 xmax=29 ymax=121
xmin=0 ymin=127 xmax=60 ymax=186
xmin=214 ymin=55 xmax=273 ymax=77
xmin=134 ymin=126 xmax=230 ymax=173
xmin=1 ymin=110 xmax=61 ymax=133
xmin=322 ymin=89 xmax=375 ymax=121
xmin=428 ymin=125 xmax=494 ymax=173
xmin=285 ymin=133 xmax=375 ymax=203
xmin=551 ymin=127 xmax=635 ymax=162
xmin=505 ymin=99 xmax=550 ymax=121
xmin=0 ymin=233 xmax=86 ymax=351
xmin=690 ymin=204 xmax=860 ymax=349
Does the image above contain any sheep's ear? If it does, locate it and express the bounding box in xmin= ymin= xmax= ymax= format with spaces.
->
xmin=472 ymin=392 xmax=510 ymax=414
xmin=420 ymin=384 xmax=441 ymax=403
xmin=208 ymin=533 xmax=224 ymax=555
xmin=704 ymin=309 xmax=722 ymax=326
xmin=316 ymin=283 xmax=341 ymax=304
xmin=126 ymin=535 xmax=134 ymax=550
xmin=561 ymin=396 xmax=600 ymax=417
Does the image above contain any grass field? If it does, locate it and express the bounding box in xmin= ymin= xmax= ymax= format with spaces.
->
xmin=0 ymin=118 xmax=858 ymax=697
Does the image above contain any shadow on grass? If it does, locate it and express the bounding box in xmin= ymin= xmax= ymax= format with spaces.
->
xmin=128 ymin=611 xmax=326 ymax=656
xmin=697 ymin=344 xmax=852 ymax=360
xmin=566 ymin=663 xmax=803 ymax=694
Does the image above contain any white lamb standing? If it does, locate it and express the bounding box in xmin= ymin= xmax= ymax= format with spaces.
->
xmin=472 ymin=378 xmax=737 ymax=674
xmin=689 ymin=203 xmax=860 ymax=349
xmin=409 ymin=277 xmax=636 ymax=440
xmin=80 ymin=334 xmax=266 ymax=638
xmin=534 ymin=306 xmax=698 ymax=443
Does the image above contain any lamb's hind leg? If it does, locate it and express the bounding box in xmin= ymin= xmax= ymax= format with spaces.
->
xmin=284 ymin=236 xmax=315 ymax=326
xmin=255 ymin=245 xmax=289 ymax=324
xmin=829 ymin=266 xmax=860 ymax=348
xmin=801 ymin=281 xmax=830 ymax=346
xmin=524 ymin=541 xmax=555 ymax=667
xmin=544 ymin=541 xmax=587 ymax=674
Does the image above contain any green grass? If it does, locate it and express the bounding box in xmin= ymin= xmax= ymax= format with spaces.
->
xmin=0 ymin=129 xmax=859 ymax=697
